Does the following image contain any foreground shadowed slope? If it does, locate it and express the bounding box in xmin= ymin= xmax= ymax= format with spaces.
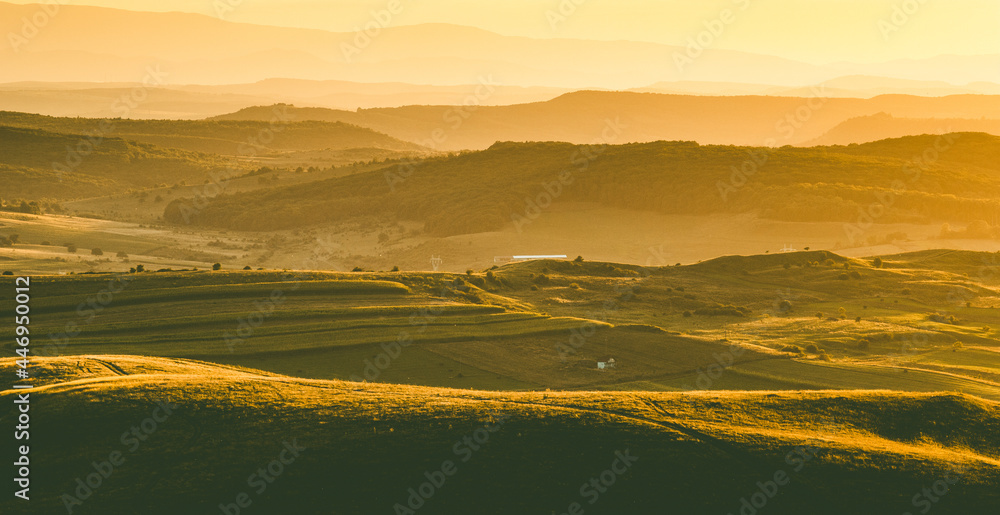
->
xmin=1 ymin=357 xmax=998 ymax=515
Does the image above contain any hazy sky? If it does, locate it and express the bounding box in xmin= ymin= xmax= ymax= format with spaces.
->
xmin=8 ymin=0 xmax=999 ymax=63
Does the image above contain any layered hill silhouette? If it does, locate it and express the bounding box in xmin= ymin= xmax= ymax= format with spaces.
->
xmin=3 ymin=2 xmax=999 ymax=88
xmin=0 ymin=79 xmax=572 ymax=118
xmin=211 ymin=93 xmax=1000 ymax=150
xmin=634 ymin=76 xmax=1000 ymax=98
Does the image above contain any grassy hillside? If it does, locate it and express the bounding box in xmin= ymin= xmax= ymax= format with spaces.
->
xmin=168 ymin=135 xmax=1000 ymax=235
xmin=1 ymin=356 xmax=998 ymax=514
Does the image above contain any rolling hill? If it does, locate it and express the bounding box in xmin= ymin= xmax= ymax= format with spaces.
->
xmin=0 ymin=125 xmax=224 ymax=200
xmin=4 ymin=250 xmax=1000 ymax=396
xmin=0 ymin=110 xmax=430 ymax=156
xmin=165 ymin=134 xmax=1000 ymax=236
xmin=807 ymin=113 xmax=1000 ymax=146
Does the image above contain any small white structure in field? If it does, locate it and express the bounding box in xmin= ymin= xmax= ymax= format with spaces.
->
xmin=597 ymin=358 xmax=617 ymax=370
xmin=430 ymin=255 xmax=443 ymax=271
xmin=513 ymin=255 xmax=568 ymax=262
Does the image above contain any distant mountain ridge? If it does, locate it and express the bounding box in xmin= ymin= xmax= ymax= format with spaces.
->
xmin=210 ymin=93 xmax=1000 ymax=150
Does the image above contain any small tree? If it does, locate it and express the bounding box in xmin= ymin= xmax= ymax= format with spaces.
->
xmin=212 ymin=263 xmax=222 ymax=271
xmin=391 ymin=266 xmax=400 ymax=272
xmin=574 ymin=256 xmax=584 ymax=263
xmin=91 ymin=248 xmax=104 ymax=256
xmin=66 ymin=244 xmax=78 ymax=253
xmin=243 ymin=265 xmax=252 ymax=270
xmin=873 ymin=257 xmax=883 ymax=268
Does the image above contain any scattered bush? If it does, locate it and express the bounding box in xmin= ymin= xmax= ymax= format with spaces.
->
xmin=569 ymin=282 xmax=581 ymax=289
xmin=780 ymin=345 xmax=802 ymax=354
xmin=91 ymin=248 xmax=104 ymax=256
xmin=352 ymin=266 xmax=364 ymax=272
xmin=682 ymin=310 xmax=693 ymax=318
xmin=243 ymin=266 xmax=252 ymax=270
xmin=66 ymin=244 xmax=77 ymax=253
xmin=837 ymin=273 xmax=849 ymax=280
xmin=849 ymin=270 xmax=862 ymax=279
xmin=391 ymin=266 xmax=400 ymax=272
xmin=873 ymin=257 xmax=883 ymax=268
xmin=928 ymin=313 xmax=958 ymax=325
xmin=212 ymin=263 xmax=222 ymax=271
xmin=805 ymin=344 xmax=819 ymax=353
xmin=815 ymin=312 xmax=823 ymax=319
xmin=857 ymin=339 xmax=870 ymax=351
xmin=778 ymin=300 xmax=792 ymax=312
xmin=573 ymin=256 xmax=584 ymax=263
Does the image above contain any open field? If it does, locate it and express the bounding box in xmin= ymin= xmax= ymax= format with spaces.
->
xmin=2 ymin=250 xmax=998 ymax=398
xmin=1 ymin=356 xmax=998 ymax=514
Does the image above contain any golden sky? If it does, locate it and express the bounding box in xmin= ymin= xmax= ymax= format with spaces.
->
xmin=5 ymin=0 xmax=998 ymax=63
